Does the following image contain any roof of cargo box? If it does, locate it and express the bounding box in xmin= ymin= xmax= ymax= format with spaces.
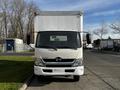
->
xmin=38 ymin=11 xmax=83 ymax=16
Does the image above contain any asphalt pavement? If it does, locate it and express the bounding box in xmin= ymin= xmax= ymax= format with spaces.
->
xmin=27 ymin=50 xmax=120 ymax=90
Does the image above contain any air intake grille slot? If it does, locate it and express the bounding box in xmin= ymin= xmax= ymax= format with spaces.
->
xmin=46 ymin=65 xmax=72 ymax=67
xmin=43 ymin=59 xmax=74 ymax=62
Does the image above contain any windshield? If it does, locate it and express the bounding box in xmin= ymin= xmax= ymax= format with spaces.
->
xmin=36 ymin=31 xmax=81 ymax=49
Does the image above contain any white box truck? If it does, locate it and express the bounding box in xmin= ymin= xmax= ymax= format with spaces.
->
xmin=100 ymin=39 xmax=113 ymax=50
xmin=33 ymin=11 xmax=90 ymax=81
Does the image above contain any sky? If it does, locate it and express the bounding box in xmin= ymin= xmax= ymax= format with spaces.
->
xmin=32 ymin=0 xmax=120 ymax=39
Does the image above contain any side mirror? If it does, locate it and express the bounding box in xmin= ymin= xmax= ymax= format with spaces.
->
xmin=27 ymin=34 xmax=30 ymax=45
xmin=86 ymin=34 xmax=91 ymax=44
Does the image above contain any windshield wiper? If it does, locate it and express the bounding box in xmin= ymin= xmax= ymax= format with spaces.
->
xmin=38 ymin=45 xmax=57 ymax=51
xmin=59 ymin=46 xmax=77 ymax=50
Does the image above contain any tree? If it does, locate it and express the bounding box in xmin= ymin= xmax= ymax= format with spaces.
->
xmin=93 ymin=22 xmax=108 ymax=39
xmin=8 ymin=0 xmax=26 ymax=39
xmin=0 ymin=0 xmax=40 ymax=43
xmin=0 ymin=0 xmax=10 ymax=38
xmin=0 ymin=13 xmax=4 ymax=39
xmin=26 ymin=1 xmax=40 ymax=43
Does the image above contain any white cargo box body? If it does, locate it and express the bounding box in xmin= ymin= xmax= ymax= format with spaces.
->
xmin=34 ymin=11 xmax=83 ymax=42
xmin=100 ymin=41 xmax=108 ymax=49
xmin=100 ymin=40 xmax=113 ymax=49
xmin=107 ymin=40 xmax=113 ymax=48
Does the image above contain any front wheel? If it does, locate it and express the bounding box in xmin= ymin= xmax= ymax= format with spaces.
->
xmin=35 ymin=75 xmax=45 ymax=81
xmin=73 ymin=75 xmax=80 ymax=82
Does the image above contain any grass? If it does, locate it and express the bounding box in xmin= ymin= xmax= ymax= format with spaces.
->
xmin=0 ymin=56 xmax=33 ymax=90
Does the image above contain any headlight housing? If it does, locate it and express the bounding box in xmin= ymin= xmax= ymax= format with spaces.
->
xmin=34 ymin=58 xmax=45 ymax=66
xmin=72 ymin=59 xmax=83 ymax=67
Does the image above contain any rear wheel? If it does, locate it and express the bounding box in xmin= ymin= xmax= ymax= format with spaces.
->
xmin=73 ymin=75 xmax=80 ymax=82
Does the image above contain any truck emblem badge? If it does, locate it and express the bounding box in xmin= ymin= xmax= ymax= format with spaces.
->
xmin=56 ymin=57 xmax=62 ymax=62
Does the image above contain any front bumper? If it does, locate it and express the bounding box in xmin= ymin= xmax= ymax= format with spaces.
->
xmin=34 ymin=66 xmax=84 ymax=76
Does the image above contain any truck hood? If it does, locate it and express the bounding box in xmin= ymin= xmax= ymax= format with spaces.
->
xmin=35 ymin=48 xmax=83 ymax=59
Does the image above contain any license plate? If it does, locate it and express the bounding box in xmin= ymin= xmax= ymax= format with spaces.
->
xmin=53 ymin=69 xmax=63 ymax=72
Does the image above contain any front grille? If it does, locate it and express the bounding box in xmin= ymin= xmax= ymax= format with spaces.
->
xmin=45 ymin=65 xmax=72 ymax=67
xmin=43 ymin=59 xmax=74 ymax=62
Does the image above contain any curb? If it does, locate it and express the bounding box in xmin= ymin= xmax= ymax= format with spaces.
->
xmin=19 ymin=74 xmax=34 ymax=90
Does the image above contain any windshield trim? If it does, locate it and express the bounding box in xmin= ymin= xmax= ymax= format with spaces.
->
xmin=35 ymin=31 xmax=81 ymax=49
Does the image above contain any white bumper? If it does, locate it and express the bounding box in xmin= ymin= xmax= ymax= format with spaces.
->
xmin=34 ymin=66 xmax=84 ymax=76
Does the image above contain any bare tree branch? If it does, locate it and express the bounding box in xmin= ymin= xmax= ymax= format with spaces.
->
xmin=0 ymin=0 xmax=40 ymax=43
xmin=110 ymin=23 xmax=120 ymax=34
xmin=93 ymin=22 xmax=108 ymax=39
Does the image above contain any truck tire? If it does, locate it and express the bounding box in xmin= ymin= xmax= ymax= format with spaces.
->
xmin=36 ymin=75 xmax=44 ymax=81
xmin=73 ymin=75 xmax=80 ymax=82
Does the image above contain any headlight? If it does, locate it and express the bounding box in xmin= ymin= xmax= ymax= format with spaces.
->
xmin=72 ymin=59 xmax=83 ymax=67
xmin=34 ymin=58 xmax=45 ymax=66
